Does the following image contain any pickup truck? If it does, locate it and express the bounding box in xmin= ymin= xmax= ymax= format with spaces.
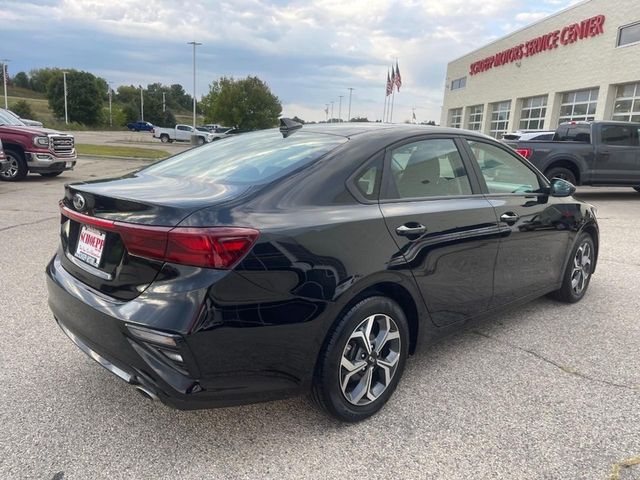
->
xmin=153 ymin=124 xmax=214 ymax=145
xmin=506 ymin=121 xmax=640 ymax=192
xmin=127 ymin=121 xmax=154 ymax=132
xmin=0 ymin=109 xmax=76 ymax=181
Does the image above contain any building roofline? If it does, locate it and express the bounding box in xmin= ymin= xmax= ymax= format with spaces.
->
xmin=448 ymin=0 xmax=594 ymax=65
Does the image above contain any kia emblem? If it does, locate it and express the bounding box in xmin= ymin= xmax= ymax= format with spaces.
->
xmin=73 ymin=193 xmax=86 ymax=211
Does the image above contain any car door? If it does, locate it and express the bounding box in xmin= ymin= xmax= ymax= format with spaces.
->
xmin=378 ymin=136 xmax=500 ymax=327
xmin=461 ymin=138 xmax=572 ymax=307
xmin=176 ymin=125 xmax=192 ymax=141
xmin=594 ymin=124 xmax=640 ymax=183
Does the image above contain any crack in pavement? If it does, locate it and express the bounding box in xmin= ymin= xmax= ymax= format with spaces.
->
xmin=0 ymin=216 xmax=58 ymax=233
xmin=472 ymin=330 xmax=638 ymax=392
xmin=609 ymin=454 xmax=640 ymax=480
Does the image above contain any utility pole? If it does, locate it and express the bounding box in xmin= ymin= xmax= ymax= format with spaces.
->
xmin=347 ymin=88 xmax=354 ymax=122
xmin=62 ymin=71 xmax=69 ymax=124
xmin=338 ymin=95 xmax=343 ymax=122
xmin=188 ymin=41 xmax=202 ymax=142
xmin=325 ymin=103 xmax=329 ymax=122
xmin=1 ymin=59 xmax=9 ymax=110
xmin=107 ymin=81 xmax=113 ymax=127
xmin=330 ymin=101 xmax=334 ymax=123
xmin=139 ymin=85 xmax=144 ymax=121
xmin=162 ymin=92 xmax=166 ymax=112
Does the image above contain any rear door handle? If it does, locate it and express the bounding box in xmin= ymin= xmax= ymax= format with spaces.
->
xmin=395 ymin=224 xmax=427 ymax=236
xmin=500 ymin=212 xmax=519 ymax=225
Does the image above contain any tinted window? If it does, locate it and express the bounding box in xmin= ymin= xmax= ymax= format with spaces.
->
xmin=467 ymin=140 xmax=541 ymax=194
xmin=143 ymin=130 xmax=347 ymax=185
xmin=386 ymin=138 xmax=472 ymax=199
xmin=601 ymin=125 xmax=638 ymax=146
xmin=177 ymin=125 xmax=191 ymax=131
xmin=554 ymin=125 xmax=591 ymax=142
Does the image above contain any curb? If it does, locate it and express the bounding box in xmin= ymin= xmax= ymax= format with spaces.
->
xmin=77 ymin=154 xmax=164 ymax=161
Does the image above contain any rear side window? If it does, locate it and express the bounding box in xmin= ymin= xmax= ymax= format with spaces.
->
xmin=143 ymin=130 xmax=347 ymax=185
xmin=385 ymin=138 xmax=472 ymax=199
xmin=353 ymin=154 xmax=383 ymax=201
xmin=467 ymin=140 xmax=541 ymax=194
xmin=601 ymin=125 xmax=639 ymax=146
xmin=554 ymin=125 xmax=591 ymax=142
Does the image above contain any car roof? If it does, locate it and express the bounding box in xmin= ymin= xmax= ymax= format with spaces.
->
xmin=298 ymin=122 xmax=492 ymax=141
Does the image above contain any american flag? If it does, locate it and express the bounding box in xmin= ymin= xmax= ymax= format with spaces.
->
xmin=395 ymin=61 xmax=402 ymax=91
xmin=386 ymin=70 xmax=393 ymax=96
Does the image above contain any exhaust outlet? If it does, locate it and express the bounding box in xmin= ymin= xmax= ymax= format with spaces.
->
xmin=134 ymin=385 xmax=159 ymax=402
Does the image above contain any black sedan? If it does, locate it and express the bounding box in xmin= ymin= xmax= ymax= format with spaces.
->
xmin=46 ymin=121 xmax=598 ymax=422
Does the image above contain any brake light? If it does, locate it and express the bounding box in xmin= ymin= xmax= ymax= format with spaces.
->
xmin=60 ymin=204 xmax=259 ymax=269
xmin=515 ymin=148 xmax=532 ymax=159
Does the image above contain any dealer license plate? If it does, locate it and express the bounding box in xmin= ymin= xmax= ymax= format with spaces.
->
xmin=66 ymin=161 xmax=73 ymax=168
xmin=75 ymin=225 xmax=106 ymax=268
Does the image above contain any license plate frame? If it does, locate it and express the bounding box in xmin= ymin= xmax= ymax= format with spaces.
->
xmin=75 ymin=225 xmax=106 ymax=268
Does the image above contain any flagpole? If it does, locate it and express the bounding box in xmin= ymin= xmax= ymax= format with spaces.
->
xmin=383 ymin=93 xmax=387 ymax=123
xmin=390 ymin=88 xmax=395 ymax=123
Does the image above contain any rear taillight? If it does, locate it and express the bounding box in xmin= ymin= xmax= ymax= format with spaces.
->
xmin=60 ymin=204 xmax=259 ymax=269
xmin=515 ymin=148 xmax=532 ymax=159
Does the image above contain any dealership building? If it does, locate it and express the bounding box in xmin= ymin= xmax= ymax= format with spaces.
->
xmin=440 ymin=0 xmax=640 ymax=138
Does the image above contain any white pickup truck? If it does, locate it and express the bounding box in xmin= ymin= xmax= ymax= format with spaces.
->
xmin=153 ymin=124 xmax=215 ymax=145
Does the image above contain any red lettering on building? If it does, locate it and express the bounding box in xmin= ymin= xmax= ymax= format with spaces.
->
xmin=469 ymin=14 xmax=605 ymax=76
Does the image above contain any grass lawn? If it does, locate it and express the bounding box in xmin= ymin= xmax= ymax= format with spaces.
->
xmin=76 ymin=144 xmax=170 ymax=159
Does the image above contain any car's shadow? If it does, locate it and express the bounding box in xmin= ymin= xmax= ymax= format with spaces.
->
xmin=574 ymin=189 xmax=639 ymax=201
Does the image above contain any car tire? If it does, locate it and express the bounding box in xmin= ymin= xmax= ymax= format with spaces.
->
xmin=197 ymin=137 xmax=205 ymax=146
xmin=39 ymin=171 xmax=64 ymax=177
xmin=550 ymin=232 xmax=595 ymax=303
xmin=160 ymin=135 xmax=170 ymax=143
xmin=0 ymin=148 xmax=28 ymax=181
xmin=545 ymin=167 xmax=577 ymax=185
xmin=311 ymin=296 xmax=409 ymax=422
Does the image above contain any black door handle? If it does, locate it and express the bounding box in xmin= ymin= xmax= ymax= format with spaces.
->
xmin=500 ymin=212 xmax=519 ymax=225
xmin=395 ymin=224 xmax=427 ymax=236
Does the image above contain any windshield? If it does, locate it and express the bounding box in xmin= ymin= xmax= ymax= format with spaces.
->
xmin=143 ymin=129 xmax=347 ymax=185
xmin=0 ymin=109 xmax=26 ymax=126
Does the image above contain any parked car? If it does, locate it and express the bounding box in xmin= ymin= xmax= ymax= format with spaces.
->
xmin=505 ymin=121 xmax=640 ymax=191
xmin=0 ymin=109 xmax=76 ymax=181
xmin=0 ymin=138 xmax=8 ymax=173
xmin=502 ymin=130 xmax=555 ymax=142
xmin=4 ymin=109 xmax=44 ymax=127
xmin=153 ymin=124 xmax=214 ymax=144
xmin=47 ymin=121 xmax=598 ymax=422
xmin=202 ymin=124 xmax=232 ymax=134
xmin=127 ymin=121 xmax=154 ymax=132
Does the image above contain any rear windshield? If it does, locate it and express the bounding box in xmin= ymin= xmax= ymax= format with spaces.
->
xmin=554 ymin=125 xmax=591 ymax=142
xmin=143 ymin=129 xmax=347 ymax=185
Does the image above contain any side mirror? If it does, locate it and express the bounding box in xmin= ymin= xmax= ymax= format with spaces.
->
xmin=549 ymin=178 xmax=576 ymax=197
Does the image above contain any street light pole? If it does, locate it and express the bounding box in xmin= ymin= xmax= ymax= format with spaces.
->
xmin=330 ymin=101 xmax=334 ymax=123
xmin=188 ymin=41 xmax=202 ymax=137
xmin=162 ymin=92 xmax=166 ymax=112
xmin=347 ymin=87 xmax=354 ymax=122
xmin=107 ymin=81 xmax=113 ymax=127
xmin=1 ymin=60 xmax=9 ymax=110
xmin=139 ymin=85 xmax=144 ymax=121
xmin=325 ymin=103 xmax=329 ymax=122
xmin=62 ymin=71 xmax=69 ymax=124
xmin=338 ymin=95 xmax=343 ymax=122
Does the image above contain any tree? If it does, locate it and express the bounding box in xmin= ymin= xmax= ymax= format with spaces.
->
xmin=47 ymin=70 xmax=104 ymax=125
xmin=350 ymin=117 xmax=369 ymax=122
xmin=10 ymin=100 xmax=35 ymax=119
xmin=30 ymin=68 xmax=61 ymax=93
xmin=12 ymin=72 xmax=30 ymax=89
xmin=203 ymin=76 xmax=282 ymax=131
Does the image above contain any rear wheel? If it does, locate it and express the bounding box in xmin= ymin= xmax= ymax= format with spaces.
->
xmin=545 ymin=166 xmax=577 ymax=185
xmin=39 ymin=171 xmax=64 ymax=177
xmin=550 ymin=232 xmax=595 ymax=303
xmin=312 ymin=296 xmax=409 ymax=422
xmin=160 ymin=134 xmax=170 ymax=143
xmin=0 ymin=148 xmax=28 ymax=181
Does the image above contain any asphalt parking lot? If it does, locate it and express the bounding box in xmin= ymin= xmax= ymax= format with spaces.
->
xmin=1 ymin=157 xmax=639 ymax=480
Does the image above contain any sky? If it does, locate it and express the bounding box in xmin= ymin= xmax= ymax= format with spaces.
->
xmin=0 ymin=0 xmax=581 ymax=123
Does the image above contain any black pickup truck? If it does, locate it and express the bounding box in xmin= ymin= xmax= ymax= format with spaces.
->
xmin=506 ymin=121 xmax=640 ymax=192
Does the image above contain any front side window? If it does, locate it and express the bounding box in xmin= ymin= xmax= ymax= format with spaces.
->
xmin=143 ymin=130 xmax=347 ymax=185
xmin=601 ymin=125 xmax=639 ymax=146
xmin=466 ymin=140 xmax=541 ymax=194
xmin=177 ymin=125 xmax=191 ymax=131
xmin=386 ymin=138 xmax=472 ymax=199
xmin=490 ymin=101 xmax=511 ymax=139
xmin=558 ymin=88 xmax=598 ymax=124
xmin=449 ymin=108 xmax=462 ymax=128
xmin=618 ymin=22 xmax=640 ymax=47
xmin=612 ymin=82 xmax=640 ymax=123
xmin=519 ymin=95 xmax=548 ymax=130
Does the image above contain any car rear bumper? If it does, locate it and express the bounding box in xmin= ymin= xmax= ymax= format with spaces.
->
xmin=46 ymin=254 xmax=315 ymax=410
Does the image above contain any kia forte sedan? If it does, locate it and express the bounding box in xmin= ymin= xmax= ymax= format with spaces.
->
xmin=46 ymin=121 xmax=598 ymax=422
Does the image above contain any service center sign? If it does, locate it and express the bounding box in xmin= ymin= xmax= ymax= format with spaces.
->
xmin=469 ymin=14 xmax=605 ymax=76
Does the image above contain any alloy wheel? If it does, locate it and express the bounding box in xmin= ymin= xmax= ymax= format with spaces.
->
xmin=571 ymin=242 xmax=592 ymax=295
xmin=0 ymin=156 xmax=19 ymax=179
xmin=339 ymin=314 xmax=401 ymax=406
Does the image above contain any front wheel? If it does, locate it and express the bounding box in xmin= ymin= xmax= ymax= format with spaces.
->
xmin=312 ymin=296 xmax=409 ymax=422
xmin=0 ymin=148 xmax=28 ymax=181
xmin=550 ymin=232 xmax=595 ymax=303
xmin=197 ymin=136 xmax=205 ymax=146
xmin=545 ymin=167 xmax=577 ymax=186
